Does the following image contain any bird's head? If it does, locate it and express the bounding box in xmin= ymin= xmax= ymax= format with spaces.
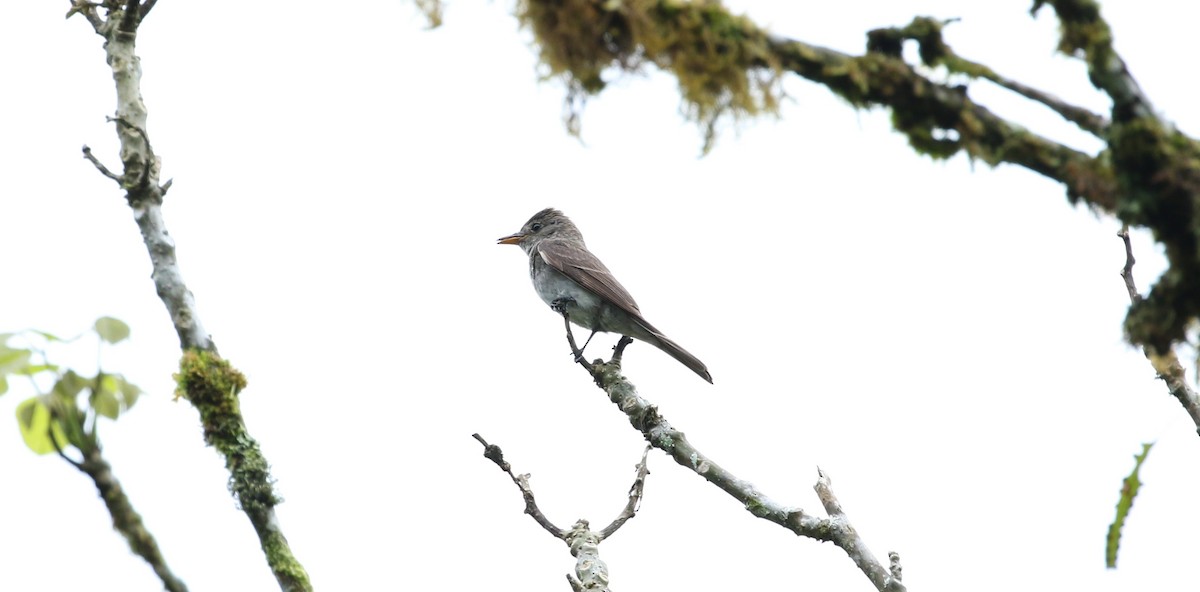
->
xmin=497 ymin=208 xmax=584 ymax=253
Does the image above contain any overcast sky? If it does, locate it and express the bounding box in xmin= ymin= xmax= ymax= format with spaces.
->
xmin=3 ymin=1 xmax=1198 ymax=591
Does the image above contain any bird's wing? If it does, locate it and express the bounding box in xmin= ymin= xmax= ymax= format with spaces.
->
xmin=536 ymin=239 xmax=646 ymax=318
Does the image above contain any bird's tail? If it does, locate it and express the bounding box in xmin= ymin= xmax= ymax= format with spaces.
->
xmin=645 ymin=330 xmax=713 ymax=384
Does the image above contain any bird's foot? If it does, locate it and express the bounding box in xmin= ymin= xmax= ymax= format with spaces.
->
xmin=550 ymin=297 xmax=576 ymax=314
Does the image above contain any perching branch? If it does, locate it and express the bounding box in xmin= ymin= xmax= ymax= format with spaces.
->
xmin=1116 ymin=228 xmax=1200 ymax=435
xmin=68 ymin=3 xmax=311 ymax=590
xmin=559 ymin=313 xmax=904 ymax=592
xmin=473 ymin=433 xmax=654 ymax=590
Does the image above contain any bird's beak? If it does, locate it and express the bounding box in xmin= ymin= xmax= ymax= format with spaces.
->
xmin=497 ymin=233 xmax=524 ymax=245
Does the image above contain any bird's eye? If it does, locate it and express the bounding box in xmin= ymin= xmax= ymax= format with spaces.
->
xmin=531 ymin=222 xmax=544 ymax=232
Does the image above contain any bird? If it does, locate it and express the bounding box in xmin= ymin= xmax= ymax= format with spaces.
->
xmin=498 ymin=208 xmax=713 ymax=383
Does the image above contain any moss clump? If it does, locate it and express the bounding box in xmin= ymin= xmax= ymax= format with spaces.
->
xmin=174 ymin=350 xmax=278 ymax=509
xmin=174 ymin=349 xmax=247 ymax=406
xmin=516 ymin=0 xmax=782 ymax=151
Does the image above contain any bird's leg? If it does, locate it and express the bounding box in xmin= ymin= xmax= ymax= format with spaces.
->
xmin=557 ymin=307 xmax=595 ymax=373
xmin=576 ymin=328 xmax=600 ymax=362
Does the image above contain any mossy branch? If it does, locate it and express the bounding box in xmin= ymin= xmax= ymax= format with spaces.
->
xmin=175 ymin=350 xmax=311 ymax=592
xmin=515 ymin=0 xmax=1200 ymax=381
xmin=70 ymin=2 xmax=313 ymax=589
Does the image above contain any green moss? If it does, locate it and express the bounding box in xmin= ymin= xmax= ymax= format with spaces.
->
xmin=175 ymin=349 xmax=246 ymax=406
xmin=516 ymin=0 xmax=782 ymax=151
xmin=174 ymin=350 xmax=279 ymax=509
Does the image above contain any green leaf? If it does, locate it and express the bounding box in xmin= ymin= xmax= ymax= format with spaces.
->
xmin=117 ymin=376 xmax=142 ymax=411
xmin=52 ymin=370 xmax=88 ymax=399
xmin=31 ymin=330 xmax=62 ymax=342
xmin=13 ymin=363 xmax=59 ymax=376
xmin=15 ymin=397 xmax=66 ymax=455
xmin=0 ymin=375 xmax=7 ymax=396
xmin=0 ymin=348 xmax=32 ymax=375
xmin=93 ymin=317 xmax=130 ymax=344
xmin=92 ymin=389 xmax=120 ymax=419
xmin=86 ymin=374 xmax=142 ymax=418
xmin=1106 ymin=442 xmax=1154 ymax=568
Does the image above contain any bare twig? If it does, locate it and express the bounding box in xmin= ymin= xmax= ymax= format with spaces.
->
xmin=598 ymin=445 xmax=651 ymax=540
xmin=81 ymin=145 xmax=122 ymax=184
xmin=65 ymin=0 xmax=103 ymax=28
xmin=1116 ymin=228 xmax=1200 ymax=434
xmin=472 ymin=433 xmax=567 ymax=539
xmin=47 ymin=419 xmax=85 ymax=471
xmin=474 ymin=434 xmax=652 ymax=590
xmin=815 ymin=468 xmax=900 ymax=590
xmin=975 ymin=68 xmax=1109 ymax=135
xmin=570 ymin=340 xmax=904 ymax=592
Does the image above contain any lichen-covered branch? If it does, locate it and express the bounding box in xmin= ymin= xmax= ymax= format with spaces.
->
xmin=563 ymin=317 xmax=903 ymax=592
xmin=69 ymin=3 xmax=311 ymax=590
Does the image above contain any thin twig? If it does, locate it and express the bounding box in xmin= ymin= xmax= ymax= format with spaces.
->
xmin=81 ymin=146 xmax=123 ymax=184
xmin=598 ymin=445 xmax=651 ymax=540
xmin=47 ymin=420 xmax=85 ymax=471
xmin=1116 ymin=227 xmax=1200 ymax=434
xmin=472 ymin=433 xmax=567 ymax=539
xmin=973 ymin=67 xmax=1108 ymax=135
xmin=107 ymin=116 xmax=154 ymax=189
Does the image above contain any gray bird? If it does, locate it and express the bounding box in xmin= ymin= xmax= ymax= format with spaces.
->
xmin=498 ymin=208 xmax=713 ymax=383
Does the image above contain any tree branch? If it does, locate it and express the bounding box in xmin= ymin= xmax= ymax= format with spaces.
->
xmin=1116 ymin=228 xmax=1200 ymax=435
xmin=570 ymin=343 xmax=903 ymax=591
xmin=49 ymin=401 xmax=188 ymax=592
xmin=74 ymin=5 xmax=312 ymax=590
xmin=866 ymin=17 xmax=1109 ymax=136
xmin=516 ymin=0 xmax=1200 ymax=381
xmin=597 ymin=445 xmax=651 ymax=540
xmin=474 ymin=434 xmax=652 ymax=590
xmin=472 ymin=433 xmax=567 ymax=539
xmin=79 ymin=443 xmax=190 ymax=592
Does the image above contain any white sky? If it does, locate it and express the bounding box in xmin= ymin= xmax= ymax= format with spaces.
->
xmin=2 ymin=1 xmax=1198 ymax=591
